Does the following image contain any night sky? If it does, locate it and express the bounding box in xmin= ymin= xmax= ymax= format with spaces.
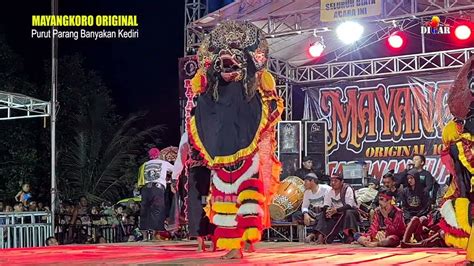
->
xmin=0 ymin=1 xmax=185 ymax=146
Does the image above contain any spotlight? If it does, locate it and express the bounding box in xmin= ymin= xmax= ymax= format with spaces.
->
xmin=388 ymin=32 xmax=404 ymax=49
xmin=308 ymin=32 xmax=325 ymax=58
xmin=454 ymin=25 xmax=471 ymax=40
xmin=309 ymin=42 xmax=325 ymax=57
xmin=336 ymin=21 xmax=364 ymax=44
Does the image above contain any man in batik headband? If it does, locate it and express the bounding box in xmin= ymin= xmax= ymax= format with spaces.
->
xmin=357 ymin=189 xmax=405 ymax=247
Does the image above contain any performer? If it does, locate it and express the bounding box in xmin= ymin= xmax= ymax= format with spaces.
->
xmin=438 ymin=57 xmax=474 ymax=263
xmin=357 ymin=189 xmax=405 ymax=247
xmin=137 ymin=148 xmax=174 ymax=241
xmin=188 ymin=21 xmax=283 ymax=259
xmin=314 ymin=174 xmax=359 ymax=244
xmin=172 ymin=131 xmax=215 ymax=251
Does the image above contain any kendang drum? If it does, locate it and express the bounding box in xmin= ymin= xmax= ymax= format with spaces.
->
xmin=269 ymin=176 xmax=305 ymax=220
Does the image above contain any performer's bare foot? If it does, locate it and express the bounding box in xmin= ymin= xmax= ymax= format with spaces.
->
xmin=210 ymin=238 xmax=216 ymax=252
xmin=196 ymin=236 xmax=205 ymax=252
xmin=313 ymin=234 xmax=324 ymax=245
xmin=244 ymin=241 xmax=255 ymax=253
xmin=305 ymin=233 xmax=315 ymax=243
xmin=221 ymin=249 xmax=243 ymax=259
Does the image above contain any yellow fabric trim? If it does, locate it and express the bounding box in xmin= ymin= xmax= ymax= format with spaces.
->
xmin=456 ymin=141 xmax=474 ymax=174
xmin=137 ymin=163 xmax=145 ymax=188
xmin=467 ymin=224 xmax=474 ymax=262
xmin=212 ymin=202 xmax=238 ymax=214
xmin=216 ymin=237 xmax=242 ymax=250
xmin=454 ymin=198 xmax=472 ymax=234
xmin=242 ymin=227 xmax=261 ymax=243
xmin=443 ymin=182 xmax=457 ymax=199
xmin=260 ymin=70 xmax=276 ymax=92
xmin=445 ymin=233 xmax=468 ymax=249
xmin=237 ymin=190 xmax=265 ymax=204
xmin=188 ymin=93 xmax=270 ymax=167
xmin=442 ymin=120 xmax=461 ymax=145
xmin=191 ymin=68 xmax=206 ymax=95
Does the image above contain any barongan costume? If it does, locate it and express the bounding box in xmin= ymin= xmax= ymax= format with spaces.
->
xmin=439 ymin=57 xmax=474 ymax=262
xmin=188 ymin=21 xmax=283 ymax=251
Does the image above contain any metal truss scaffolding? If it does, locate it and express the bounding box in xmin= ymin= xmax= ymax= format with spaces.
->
xmin=293 ymin=47 xmax=474 ymax=84
xmin=184 ymin=0 xmax=474 ymax=121
xmin=184 ymin=0 xmax=208 ymax=55
xmin=0 ymin=91 xmax=50 ymax=121
xmin=188 ymin=0 xmax=474 ymax=42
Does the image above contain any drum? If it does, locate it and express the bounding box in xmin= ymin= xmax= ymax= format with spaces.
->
xmin=269 ymin=176 xmax=305 ymax=220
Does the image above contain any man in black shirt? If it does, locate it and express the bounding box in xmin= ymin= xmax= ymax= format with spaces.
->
xmin=396 ymin=155 xmax=437 ymax=203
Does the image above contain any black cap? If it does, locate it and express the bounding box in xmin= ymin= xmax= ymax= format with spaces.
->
xmin=303 ymin=173 xmax=318 ymax=182
xmin=302 ymin=156 xmax=312 ymax=162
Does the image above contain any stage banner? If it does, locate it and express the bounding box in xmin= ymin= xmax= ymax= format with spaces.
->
xmin=178 ymin=56 xmax=199 ymax=129
xmin=178 ymin=56 xmax=199 ymax=99
xmin=303 ymin=73 xmax=457 ymax=184
xmin=320 ymin=0 xmax=382 ymax=22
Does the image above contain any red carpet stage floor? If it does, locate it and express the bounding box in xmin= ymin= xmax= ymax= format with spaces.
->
xmin=0 ymin=241 xmax=468 ymax=265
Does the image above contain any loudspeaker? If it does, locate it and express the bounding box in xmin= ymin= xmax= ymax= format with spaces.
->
xmin=277 ymin=121 xmax=302 ymax=179
xmin=304 ymin=121 xmax=328 ymax=174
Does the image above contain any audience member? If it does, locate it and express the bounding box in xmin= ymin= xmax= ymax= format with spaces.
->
xmin=293 ymin=156 xmax=315 ymax=179
xmin=399 ymin=170 xmax=431 ymax=223
xmin=314 ymin=174 xmax=359 ymax=244
xmin=293 ymin=173 xmax=331 ymax=242
xmin=45 ymin=237 xmax=59 ymax=246
xmin=15 ymin=183 xmax=32 ymax=206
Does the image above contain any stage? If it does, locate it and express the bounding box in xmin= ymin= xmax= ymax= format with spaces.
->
xmin=0 ymin=241 xmax=468 ymax=265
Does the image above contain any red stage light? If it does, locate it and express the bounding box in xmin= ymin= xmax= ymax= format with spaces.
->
xmin=308 ymin=42 xmax=325 ymax=58
xmin=454 ymin=25 xmax=471 ymax=40
xmin=388 ymin=32 xmax=404 ymax=49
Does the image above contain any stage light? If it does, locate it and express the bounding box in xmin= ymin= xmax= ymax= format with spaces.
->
xmin=308 ymin=32 xmax=326 ymax=58
xmin=308 ymin=42 xmax=325 ymax=57
xmin=388 ymin=32 xmax=404 ymax=49
xmin=455 ymin=25 xmax=471 ymax=40
xmin=336 ymin=21 xmax=364 ymax=44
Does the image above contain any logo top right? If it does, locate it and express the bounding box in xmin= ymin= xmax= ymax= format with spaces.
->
xmin=421 ymin=16 xmax=451 ymax=34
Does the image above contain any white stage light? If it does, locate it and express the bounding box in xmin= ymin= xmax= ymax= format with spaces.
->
xmin=309 ymin=42 xmax=325 ymax=57
xmin=455 ymin=25 xmax=471 ymax=40
xmin=336 ymin=21 xmax=364 ymax=44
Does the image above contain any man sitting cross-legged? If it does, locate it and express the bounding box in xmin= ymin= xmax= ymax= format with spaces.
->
xmin=292 ymin=173 xmax=331 ymax=243
xmin=356 ymin=189 xmax=406 ymax=247
xmin=314 ymin=174 xmax=360 ymax=244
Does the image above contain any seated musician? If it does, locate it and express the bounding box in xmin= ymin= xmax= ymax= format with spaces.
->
xmin=293 ymin=156 xmax=316 ymax=180
xmin=356 ymin=189 xmax=406 ymax=247
xmin=381 ymin=170 xmax=402 ymax=202
xmin=314 ymin=173 xmax=360 ymax=244
xmin=292 ymin=173 xmax=331 ymax=242
xmin=367 ymin=171 xmax=402 ymax=223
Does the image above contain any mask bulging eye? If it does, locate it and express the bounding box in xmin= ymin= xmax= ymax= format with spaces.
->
xmin=229 ymin=41 xmax=241 ymax=49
